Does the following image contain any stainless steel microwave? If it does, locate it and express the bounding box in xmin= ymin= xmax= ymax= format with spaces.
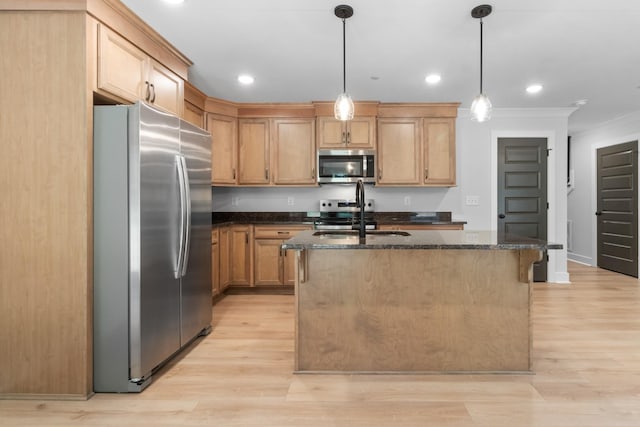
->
xmin=317 ymin=149 xmax=376 ymax=184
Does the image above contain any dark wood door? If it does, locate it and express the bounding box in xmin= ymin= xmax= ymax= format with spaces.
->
xmin=498 ymin=138 xmax=548 ymax=281
xmin=596 ymin=141 xmax=638 ymax=277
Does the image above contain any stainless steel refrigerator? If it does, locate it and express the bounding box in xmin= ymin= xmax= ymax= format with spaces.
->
xmin=93 ymin=101 xmax=212 ymax=392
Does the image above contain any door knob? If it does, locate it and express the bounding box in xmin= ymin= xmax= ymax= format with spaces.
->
xmin=595 ymin=211 xmax=603 ymax=216
xmin=498 ymin=214 xmax=506 ymax=219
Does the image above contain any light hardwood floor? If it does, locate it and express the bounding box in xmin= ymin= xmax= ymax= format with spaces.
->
xmin=1 ymin=261 xmax=640 ymax=426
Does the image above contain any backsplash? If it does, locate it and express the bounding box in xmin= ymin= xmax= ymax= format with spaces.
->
xmin=212 ymin=186 xmax=463 ymax=214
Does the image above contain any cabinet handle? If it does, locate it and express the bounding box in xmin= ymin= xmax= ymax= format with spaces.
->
xmin=425 ymin=168 xmax=429 ymax=180
xmin=277 ymin=231 xmax=290 ymax=235
xmin=265 ymin=169 xmax=269 ymax=180
xmin=245 ymin=231 xmax=248 ymax=244
xmin=233 ymin=168 xmax=236 ymax=180
xmin=149 ymin=83 xmax=156 ymax=103
xmin=342 ymin=131 xmax=346 ymax=145
xmin=144 ymin=81 xmax=151 ymax=101
xmin=346 ymin=131 xmax=351 ymax=144
xmin=311 ymin=167 xmax=315 ymax=179
xmin=378 ymin=169 xmax=382 ymax=180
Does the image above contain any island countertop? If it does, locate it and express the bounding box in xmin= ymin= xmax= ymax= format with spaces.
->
xmin=281 ymin=229 xmax=562 ymax=251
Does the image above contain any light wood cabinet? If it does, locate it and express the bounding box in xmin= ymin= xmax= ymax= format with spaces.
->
xmin=238 ymin=118 xmax=270 ymax=185
xmin=229 ymin=225 xmax=253 ymax=286
xmin=208 ymin=114 xmax=238 ymax=185
xmin=423 ymin=119 xmax=456 ymax=186
xmin=253 ymin=225 xmax=312 ymax=286
xmin=377 ymin=118 xmax=422 ymax=185
xmin=272 ymin=119 xmax=316 ymax=185
xmin=377 ymin=117 xmax=456 ymax=187
xmin=184 ymin=102 xmax=204 ymax=128
xmin=211 ymin=228 xmax=220 ymax=297
xmin=317 ymin=116 xmax=375 ymax=149
xmin=96 ymin=24 xmax=184 ymax=116
xmin=218 ymin=226 xmax=231 ymax=291
xmin=238 ymin=118 xmax=316 ymax=186
xmin=378 ymin=224 xmax=464 ymax=231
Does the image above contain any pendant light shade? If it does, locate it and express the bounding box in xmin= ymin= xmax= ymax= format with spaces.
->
xmin=470 ymin=5 xmax=492 ymax=122
xmin=334 ymin=5 xmax=354 ymax=121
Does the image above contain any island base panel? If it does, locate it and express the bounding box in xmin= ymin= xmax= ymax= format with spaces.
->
xmin=295 ymin=249 xmax=538 ymax=373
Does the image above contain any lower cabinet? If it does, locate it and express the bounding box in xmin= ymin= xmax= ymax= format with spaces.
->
xmin=254 ymin=225 xmax=312 ymax=286
xmin=218 ymin=226 xmax=231 ymax=291
xmin=211 ymin=228 xmax=220 ymax=297
xmin=230 ymin=224 xmax=253 ymax=286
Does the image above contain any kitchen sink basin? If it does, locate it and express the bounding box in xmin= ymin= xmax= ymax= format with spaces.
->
xmin=313 ymin=230 xmax=411 ymax=237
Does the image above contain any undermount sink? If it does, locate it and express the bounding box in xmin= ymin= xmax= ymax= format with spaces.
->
xmin=313 ymin=230 xmax=411 ymax=237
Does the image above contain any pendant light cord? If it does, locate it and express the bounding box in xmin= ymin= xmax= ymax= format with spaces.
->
xmin=479 ymin=19 xmax=483 ymax=94
xmin=342 ymin=17 xmax=347 ymax=93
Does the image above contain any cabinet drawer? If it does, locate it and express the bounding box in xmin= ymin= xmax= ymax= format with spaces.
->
xmin=254 ymin=225 xmax=311 ymax=239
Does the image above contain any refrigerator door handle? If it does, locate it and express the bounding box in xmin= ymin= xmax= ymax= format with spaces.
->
xmin=175 ymin=155 xmax=187 ymax=279
xmin=179 ymin=156 xmax=192 ymax=277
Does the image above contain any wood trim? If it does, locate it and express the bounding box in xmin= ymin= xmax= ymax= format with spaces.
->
xmin=313 ymin=101 xmax=380 ymax=117
xmin=377 ymin=103 xmax=460 ymax=118
xmin=184 ymin=81 xmax=207 ymax=110
xmin=86 ymin=0 xmax=191 ymax=80
xmin=0 ymin=0 xmax=86 ymax=10
xmin=238 ymin=103 xmax=315 ymax=118
xmin=205 ymin=96 xmax=239 ymax=117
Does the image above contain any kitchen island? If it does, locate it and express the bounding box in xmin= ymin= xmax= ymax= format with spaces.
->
xmin=282 ymin=230 xmax=561 ymax=374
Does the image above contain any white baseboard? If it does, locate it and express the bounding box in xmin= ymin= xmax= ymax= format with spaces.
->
xmin=567 ymin=252 xmax=593 ymax=266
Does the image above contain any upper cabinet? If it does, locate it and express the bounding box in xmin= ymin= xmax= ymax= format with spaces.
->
xmin=206 ymin=98 xmax=239 ymax=185
xmin=376 ymin=104 xmax=458 ymax=187
xmin=238 ymin=118 xmax=270 ymax=185
xmin=96 ymin=24 xmax=184 ymax=116
xmin=236 ymin=105 xmax=317 ymax=186
xmin=317 ymin=116 xmax=376 ymax=149
xmin=314 ymin=101 xmax=378 ymax=149
xmin=377 ymin=118 xmax=422 ymax=185
xmin=272 ymin=118 xmax=316 ymax=185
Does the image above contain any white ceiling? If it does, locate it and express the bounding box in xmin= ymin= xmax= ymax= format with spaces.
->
xmin=121 ymin=0 xmax=640 ymax=134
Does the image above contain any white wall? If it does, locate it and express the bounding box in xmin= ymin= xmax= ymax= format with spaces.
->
xmin=567 ymin=111 xmax=640 ymax=266
xmin=213 ymin=107 xmax=573 ymax=282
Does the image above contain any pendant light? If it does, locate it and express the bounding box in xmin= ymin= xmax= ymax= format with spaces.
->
xmin=334 ymin=5 xmax=354 ymax=121
xmin=470 ymin=4 xmax=493 ymax=122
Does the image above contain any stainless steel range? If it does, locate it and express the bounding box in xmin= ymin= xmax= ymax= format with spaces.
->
xmin=313 ymin=199 xmax=377 ymax=230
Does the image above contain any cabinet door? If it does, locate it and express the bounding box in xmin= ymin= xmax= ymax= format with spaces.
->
xmin=377 ymin=118 xmax=421 ymax=185
xmin=184 ymin=101 xmax=204 ymax=128
xmin=212 ymin=241 xmax=220 ymax=296
xmin=147 ymin=59 xmax=184 ymax=116
xmin=218 ymin=227 xmax=230 ymax=291
xmin=97 ymin=24 xmax=146 ymax=103
xmin=347 ymin=117 xmax=376 ymax=149
xmin=283 ymin=249 xmax=298 ymax=286
xmin=272 ymin=118 xmax=316 ymax=185
xmin=317 ymin=117 xmax=346 ymax=148
xmin=423 ymin=118 xmax=456 ymax=186
xmin=238 ymin=119 xmax=270 ymax=184
xmin=253 ymin=239 xmax=283 ymax=285
xmin=207 ymin=114 xmax=237 ymax=185
xmin=230 ymin=225 xmax=252 ymax=285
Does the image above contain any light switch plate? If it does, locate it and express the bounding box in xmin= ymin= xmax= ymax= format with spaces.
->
xmin=287 ymin=196 xmax=295 ymax=206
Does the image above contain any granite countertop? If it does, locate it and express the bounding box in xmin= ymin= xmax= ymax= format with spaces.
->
xmin=281 ymin=230 xmax=562 ymax=251
xmin=211 ymin=211 xmax=466 ymax=227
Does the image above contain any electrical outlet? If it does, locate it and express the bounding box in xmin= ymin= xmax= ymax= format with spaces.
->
xmin=287 ymin=196 xmax=295 ymax=206
xmin=465 ymin=195 xmax=479 ymax=206
xmin=403 ymin=196 xmax=411 ymax=206
xmin=231 ymin=197 xmax=239 ymax=206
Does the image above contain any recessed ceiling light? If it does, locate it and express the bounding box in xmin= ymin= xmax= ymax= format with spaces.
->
xmin=237 ymin=74 xmax=255 ymax=85
xmin=425 ymin=74 xmax=441 ymax=85
xmin=526 ymin=84 xmax=543 ymax=94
